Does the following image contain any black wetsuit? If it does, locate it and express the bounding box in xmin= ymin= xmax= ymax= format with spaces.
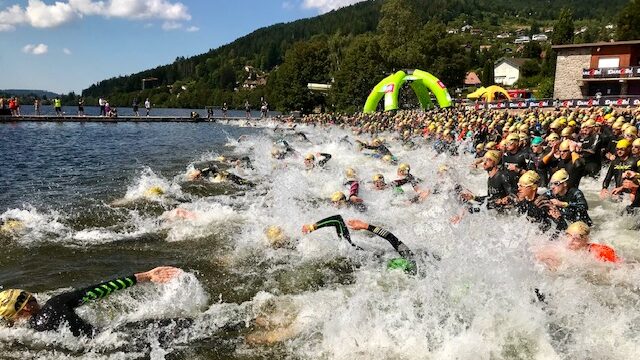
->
xmin=201 ymin=166 xmax=254 ymax=187
xmin=502 ymin=149 xmax=528 ymax=184
xmin=548 ymin=187 xmax=593 ymax=226
xmin=361 ymin=143 xmax=393 ymax=157
xmin=317 ymin=153 xmax=332 ymax=167
xmin=544 ymin=154 xmax=587 ymax=189
xmin=515 ymin=195 xmax=567 ymax=232
xmin=603 ymin=157 xmax=638 ymax=189
xmin=390 ymin=174 xmax=421 ymax=189
xmin=526 ymin=150 xmax=549 ymax=187
xmin=312 ymin=215 xmax=424 ymax=272
xmin=474 ymin=169 xmax=516 ymax=209
xmin=29 ymin=275 xmax=137 ymax=337
xmin=579 ymin=133 xmax=604 ymax=177
xmin=313 ymin=215 xmax=359 ymax=248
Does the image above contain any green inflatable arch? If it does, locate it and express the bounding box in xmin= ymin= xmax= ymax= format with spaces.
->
xmin=363 ymin=69 xmax=452 ymax=113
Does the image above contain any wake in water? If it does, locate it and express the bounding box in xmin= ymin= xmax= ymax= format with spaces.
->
xmin=1 ymin=118 xmax=640 ymax=359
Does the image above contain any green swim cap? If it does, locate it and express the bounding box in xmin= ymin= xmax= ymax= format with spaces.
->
xmin=387 ymin=258 xmax=417 ymax=274
xmin=531 ymin=136 xmax=544 ymax=146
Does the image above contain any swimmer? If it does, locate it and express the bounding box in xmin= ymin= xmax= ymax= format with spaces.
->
xmin=304 ymin=152 xmax=332 ymax=170
xmin=329 ymin=191 xmax=366 ymax=212
xmin=301 ymin=215 xmax=423 ymax=273
xmin=0 ymin=266 xmax=182 ymax=337
xmin=535 ymin=221 xmax=620 ymax=271
xmin=371 ymin=173 xmax=388 ymax=190
xmin=0 ymin=219 xmax=25 ymax=233
xmin=390 ymin=163 xmax=429 ymax=201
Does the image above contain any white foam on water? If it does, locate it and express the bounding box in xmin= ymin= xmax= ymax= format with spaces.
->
xmin=3 ymin=124 xmax=640 ymax=359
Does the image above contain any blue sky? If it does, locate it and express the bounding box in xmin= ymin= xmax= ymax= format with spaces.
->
xmin=0 ymin=0 xmax=366 ymax=94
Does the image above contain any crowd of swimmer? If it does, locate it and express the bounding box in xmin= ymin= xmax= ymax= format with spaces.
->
xmin=2 ymin=104 xmax=640 ymax=346
xmin=288 ymin=105 xmax=640 ymax=259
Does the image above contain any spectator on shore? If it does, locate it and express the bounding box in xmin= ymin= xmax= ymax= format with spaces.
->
xmin=145 ymin=98 xmax=151 ymax=116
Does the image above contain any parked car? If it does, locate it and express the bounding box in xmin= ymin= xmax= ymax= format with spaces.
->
xmin=532 ymin=34 xmax=548 ymax=41
xmin=514 ymin=36 xmax=530 ymax=44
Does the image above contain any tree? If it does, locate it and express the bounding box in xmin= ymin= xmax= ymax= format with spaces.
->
xmin=552 ymin=8 xmax=575 ymax=45
xmin=377 ymin=0 xmax=423 ymax=70
xmin=268 ymin=39 xmax=331 ymax=113
xmin=482 ymin=61 xmax=494 ymax=85
xmin=616 ymin=0 xmax=640 ymax=41
xmin=331 ymin=34 xmax=386 ymax=112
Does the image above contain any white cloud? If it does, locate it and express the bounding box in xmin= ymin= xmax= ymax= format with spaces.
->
xmin=0 ymin=4 xmax=26 ymax=31
xmin=161 ymin=20 xmax=181 ymax=31
xmin=0 ymin=0 xmax=191 ymax=30
xmin=63 ymin=47 xmax=71 ymax=54
xmin=185 ymin=25 xmax=198 ymax=32
xmin=302 ymin=0 xmax=365 ymax=13
xmin=22 ymin=43 xmax=48 ymax=55
xmin=26 ymin=0 xmax=76 ymax=28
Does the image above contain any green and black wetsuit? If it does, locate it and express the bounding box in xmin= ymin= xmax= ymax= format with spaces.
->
xmin=312 ymin=215 xmax=359 ymax=248
xmin=29 ymin=275 xmax=137 ymax=337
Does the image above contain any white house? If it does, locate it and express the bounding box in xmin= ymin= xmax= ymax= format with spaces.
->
xmin=494 ymin=58 xmax=529 ymax=86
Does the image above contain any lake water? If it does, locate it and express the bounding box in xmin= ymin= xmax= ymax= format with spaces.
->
xmin=1 ymin=120 xmax=639 ymax=359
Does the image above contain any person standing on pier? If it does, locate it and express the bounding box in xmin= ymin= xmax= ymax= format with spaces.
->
xmin=77 ymin=97 xmax=84 ymax=116
xmin=34 ymin=98 xmax=40 ymax=115
xmin=53 ymin=97 xmax=62 ymax=116
xmin=145 ymin=98 xmax=151 ymax=116
xmin=132 ymin=98 xmax=140 ymax=116
xmin=222 ymin=102 xmax=228 ymax=119
xmin=99 ymin=97 xmax=106 ymax=116
xmin=245 ymin=100 xmax=251 ymax=119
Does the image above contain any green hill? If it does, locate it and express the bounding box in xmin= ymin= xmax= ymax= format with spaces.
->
xmin=81 ymin=0 xmax=629 ymax=112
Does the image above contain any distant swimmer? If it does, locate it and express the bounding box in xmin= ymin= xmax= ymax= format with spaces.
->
xmin=144 ymin=185 xmax=166 ymax=197
xmin=304 ymin=152 xmax=332 ymax=170
xmin=390 ymin=163 xmax=429 ymax=201
xmin=0 ymin=266 xmax=182 ymax=337
xmin=356 ymin=138 xmax=393 ymax=158
xmin=329 ymin=191 xmax=366 ymax=212
xmin=0 ymin=219 xmax=25 ymax=233
xmin=187 ymin=165 xmax=254 ymax=187
xmin=371 ymin=173 xmax=388 ymax=190
xmin=271 ymin=140 xmax=297 ymax=160
xmin=301 ymin=215 xmax=429 ymax=274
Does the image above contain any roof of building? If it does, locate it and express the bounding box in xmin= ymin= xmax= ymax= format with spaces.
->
xmin=464 ymin=72 xmax=482 ymax=85
xmin=552 ymin=40 xmax=640 ymax=50
xmin=495 ymin=58 xmax=530 ymax=69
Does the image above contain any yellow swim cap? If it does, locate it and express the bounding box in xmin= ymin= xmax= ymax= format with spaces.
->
xmin=617 ymin=139 xmax=631 ymax=149
xmin=483 ymin=150 xmax=501 ymax=164
xmin=561 ymin=127 xmax=573 ymax=137
xmin=0 ymin=289 xmax=33 ymax=321
xmin=624 ymin=127 xmax=638 ymax=136
xmin=331 ymin=191 xmax=346 ymax=202
xmin=546 ymin=133 xmax=560 ymax=142
xmin=345 ymin=167 xmax=357 ymax=179
xmin=144 ymin=186 xmax=165 ymax=197
xmin=518 ymin=170 xmax=540 ymax=187
xmin=550 ymin=169 xmax=569 ymax=183
xmin=0 ymin=219 xmax=24 ymax=232
xmin=373 ymin=173 xmax=385 ymax=182
xmin=398 ymin=163 xmax=410 ymax=174
xmin=382 ymin=155 xmax=393 ymax=163
xmin=216 ymin=156 xmax=226 ymax=162
xmin=506 ymin=133 xmax=519 ymax=143
xmin=476 ymin=143 xmax=485 ymax=151
xmin=559 ymin=140 xmax=571 ymax=151
xmin=265 ymin=226 xmax=288 ymax=248
xmin=581 ymin=119 xmax=596 ymax=128
xmin=485 ymin=141 xmax=497 ymax=150
xmin=633 ymin=138 xmax=640 ymax=147
xmin=304 ymin=153 xmax=315 ymax=161
xmin=566 ymin=221 xmax=590 ymax=237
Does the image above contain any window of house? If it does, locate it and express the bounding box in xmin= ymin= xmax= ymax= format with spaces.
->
xmin=597 ymin=57 xmax=620 ymax=68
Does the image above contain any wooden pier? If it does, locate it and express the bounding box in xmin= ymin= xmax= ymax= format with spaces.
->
xmin=0 ymin=115 xmax=256 ymax=123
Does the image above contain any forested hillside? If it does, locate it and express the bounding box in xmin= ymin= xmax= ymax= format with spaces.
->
xmin=80 ymin=0 xmax=632 ymax=113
